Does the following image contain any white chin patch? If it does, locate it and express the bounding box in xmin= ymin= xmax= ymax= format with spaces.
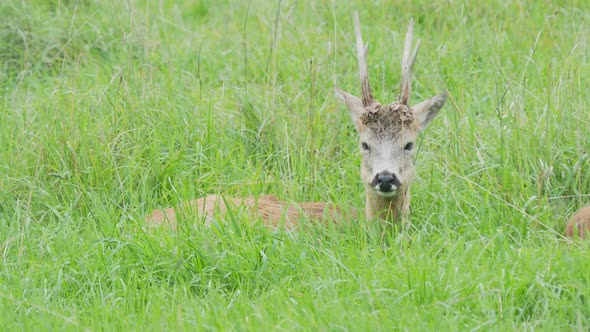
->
xmin=374 ymin=187 xmax=398 ymax=198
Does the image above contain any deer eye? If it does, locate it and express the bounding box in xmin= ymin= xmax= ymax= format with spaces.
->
xmin=404 ymin=142 xmax=414 ymax=151
xmin=361 ymin=142 xmax=370 ymax=151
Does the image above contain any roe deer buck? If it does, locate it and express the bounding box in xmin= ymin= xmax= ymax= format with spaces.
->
xmin=564 ymin=205 xmax=590 ymax=239
xmin=145 ymin=12 xmax=446 ymax=230
xmin=335 ymin=12 xmax=447 ymax=224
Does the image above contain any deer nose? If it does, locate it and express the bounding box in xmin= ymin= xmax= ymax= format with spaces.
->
xmin=373 ymin=171 xmax=401 ymax=192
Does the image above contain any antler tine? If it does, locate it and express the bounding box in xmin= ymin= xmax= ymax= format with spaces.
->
xmin=400 ymin=18 xmax=421 ymax=105
xmin=354 ymin=12 xmax=373 ymax=107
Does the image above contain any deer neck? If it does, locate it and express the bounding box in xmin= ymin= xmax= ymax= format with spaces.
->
xmin=365 ymin=185 xmax=410 ymax=223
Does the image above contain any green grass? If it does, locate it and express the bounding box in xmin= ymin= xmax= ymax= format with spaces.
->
xmin=2 ymin=0 xmax=590 ymax=330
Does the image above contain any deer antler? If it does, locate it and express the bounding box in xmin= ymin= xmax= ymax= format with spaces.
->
xmin=354 ymin=12 xmax=374 ymax=108
xmin=400 ymin=18 xmax=420 ymax=106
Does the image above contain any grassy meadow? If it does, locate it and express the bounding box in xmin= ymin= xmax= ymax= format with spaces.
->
xmin=2 ymin=0 xmax=590 ymax=330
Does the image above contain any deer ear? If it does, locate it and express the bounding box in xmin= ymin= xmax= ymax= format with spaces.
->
xmin=411 ymin=91 xmax=448 ymax=131
xmin=335 ymin=88 xmax=364 ymax=130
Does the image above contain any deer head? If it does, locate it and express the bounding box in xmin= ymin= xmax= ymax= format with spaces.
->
xmin=337 ymin=12 xmax=447 ymax=219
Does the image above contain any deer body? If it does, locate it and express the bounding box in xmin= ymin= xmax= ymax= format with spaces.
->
xmin=564 ymin=206 xmax=590 ymax=239
xmin=146 ymin=13 xmax=446 ymax=230
xmin=146 ymin=195 xmax=357 ymax=230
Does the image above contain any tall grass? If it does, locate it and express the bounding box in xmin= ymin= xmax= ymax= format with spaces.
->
xmin=1 ymin=0 xmax=589 ymax=330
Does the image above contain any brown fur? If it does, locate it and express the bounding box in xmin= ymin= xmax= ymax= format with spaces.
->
xmin=564 ymin=206 xmax=590 ymax=239
xmin=145 ymin=194 xmax=358 ymax=230
xmin=360 ymin=103 xmax=414 ymax=131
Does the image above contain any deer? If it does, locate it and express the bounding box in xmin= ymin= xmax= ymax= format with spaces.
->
xmin=145 ymin=195 xmax=356 ymax=230
xmin=145 ymin=12 xmax=447 ymax=230
xmin=334 ymin=12 xmax=447 ymax=225
xmin=564 ymin=205 xmax=590 ymax=239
